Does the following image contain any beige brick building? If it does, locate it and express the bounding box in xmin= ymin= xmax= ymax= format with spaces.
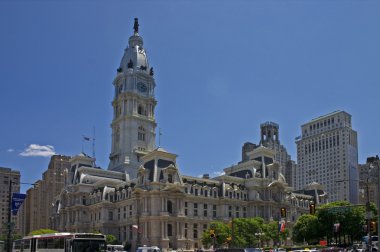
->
xmin=19 ymin=155 xmax=70 ymax=235
xmin=0 ymin=167 xmax=20 ymax=237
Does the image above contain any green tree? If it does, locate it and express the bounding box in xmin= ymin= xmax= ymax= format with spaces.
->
xmin=201 ymin=218 xmax=268 ymax=248
xmin=317 ymin=201 xmax=368 ymax=245
xmin=231 ymin=218 xmax=264 ymax=247
xmin=28 ymin=229 xmax=57 ymax=235
xmin=201 ymin=221 xmax=230 ymax=248
xmin=106 ymin=234 xmax=119 ymax=245
xmin=292 ymin=214 xmax=320 ymax=244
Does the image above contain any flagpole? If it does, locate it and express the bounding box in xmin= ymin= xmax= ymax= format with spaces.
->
xmin=81 ymin=136 xmax=84 ymax=153
xmin=92 ymin=127 xmax=96 ymax=167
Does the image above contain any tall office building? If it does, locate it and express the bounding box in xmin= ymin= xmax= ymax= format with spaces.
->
xmin=21 ymin=155 xmax=70 ymax=235
xmin=295 ymin=111 xmax=359 ymax=203
xmin=0 ymin=167 xmax=20 ymax=236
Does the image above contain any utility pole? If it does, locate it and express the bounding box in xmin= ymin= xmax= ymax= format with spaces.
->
xmin=7 ymin=179 xmax=13 ymax=252
xmin=365 ymin=178 xmax=372 ymax=252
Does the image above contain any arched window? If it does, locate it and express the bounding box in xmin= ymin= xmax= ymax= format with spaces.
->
xmin=138 ymin=126 xmax=146 ymax=141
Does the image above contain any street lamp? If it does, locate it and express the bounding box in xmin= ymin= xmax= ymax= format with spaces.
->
xmin=255 ymin=230 xmax=264 ymax=248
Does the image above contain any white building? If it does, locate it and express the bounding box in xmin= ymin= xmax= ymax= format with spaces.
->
xmin=51 ymin=18 xmax=325 ymax=251
xmin=295 ymin=110 xmax=359 ymax=203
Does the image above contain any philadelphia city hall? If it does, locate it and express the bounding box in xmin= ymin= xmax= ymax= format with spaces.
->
xmin=51 ymin=18 xmax=327 ymax=251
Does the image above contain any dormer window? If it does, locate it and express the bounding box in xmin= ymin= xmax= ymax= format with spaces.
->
xmin=168 ymin=174 xmax=173 ymax=183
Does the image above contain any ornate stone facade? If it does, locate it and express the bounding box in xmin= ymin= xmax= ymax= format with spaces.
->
xmin=51 ymin=19 xmax=326 ymax=252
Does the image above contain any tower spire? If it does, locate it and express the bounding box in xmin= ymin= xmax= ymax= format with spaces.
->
xmin=133 ymin=17 xmax=139 ymax=34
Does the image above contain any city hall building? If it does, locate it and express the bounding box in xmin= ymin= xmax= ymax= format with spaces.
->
xmin=51 ymin=19 xmax=326 ymax=251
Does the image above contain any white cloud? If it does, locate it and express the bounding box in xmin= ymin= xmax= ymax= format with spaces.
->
xmin=213 ymin=171 xmax=225 ymax=177
xmin=19 ymin=144 xmax=56 ymax=157
xmin=198 ymin=171 xmax=225 ymax=178
xmin=7 ymin=148 xmax=15 ymax=152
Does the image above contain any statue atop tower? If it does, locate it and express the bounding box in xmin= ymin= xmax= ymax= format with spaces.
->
xmin=133 ymin=17 xmax=139 ymax=34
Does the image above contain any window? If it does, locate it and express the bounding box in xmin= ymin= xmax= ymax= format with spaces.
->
xmin=203 ymin=204 xmax=208 ymax=217
xmin=138 ymin=105 xmax=146 ymax=116
xmin=108 ymin=211 xmax=113 ymax=220
xmin=138 ymin=126 xmax=146 ymax=141
xmin=185 ymin=223 xmax=188 ymax=238
xmin=168 ymin=224 xmax=173 ymax=236
xmin=167 ymin=200 xmax=173 ymax=214
xmin=168 ymin=174 xmax=173 ymax=183
xmin=193 ymin=224 xmax=198 ymax=238
xmin=213 ymin=205 xmax=217 ymax=218
xmin=194 ymin=203 xmax=198 ymax=216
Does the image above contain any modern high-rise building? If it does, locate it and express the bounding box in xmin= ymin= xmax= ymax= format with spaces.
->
xmin=295 ymin=110 xmax=359 ymax=203
xmin=108 ymin=18 xmax=157 ymax=176
xmin=0 ymin=167 xmax=20 ymax=236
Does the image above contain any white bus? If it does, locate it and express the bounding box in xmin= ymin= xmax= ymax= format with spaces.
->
xmin=12 ymin=232 xmax=106 ymax=252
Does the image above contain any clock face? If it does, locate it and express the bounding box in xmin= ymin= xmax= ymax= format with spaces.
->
xmin=137 ymin=82 xmax=147 ymax=93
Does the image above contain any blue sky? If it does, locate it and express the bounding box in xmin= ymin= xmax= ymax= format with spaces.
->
xmin=1 ymin=1 xmax=379 ymax=193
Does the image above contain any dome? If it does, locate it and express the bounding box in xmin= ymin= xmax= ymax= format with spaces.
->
xmin=118 ymin=19 xmax=150 ymax=75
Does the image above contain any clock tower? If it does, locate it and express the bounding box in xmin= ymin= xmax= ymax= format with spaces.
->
xmin=108 ymin=18 xmax=157 ymax=177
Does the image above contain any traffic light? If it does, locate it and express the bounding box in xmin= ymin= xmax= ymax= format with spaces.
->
xmin=370 ymin=221 xmax=376 ymax=233
xmin=210 ymin=229 xmax=215 ymax=238
xmin=280 ymin=207 xmax=286 ymax=218
xmin=309 ymin=204 xmax=315 ymax=215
